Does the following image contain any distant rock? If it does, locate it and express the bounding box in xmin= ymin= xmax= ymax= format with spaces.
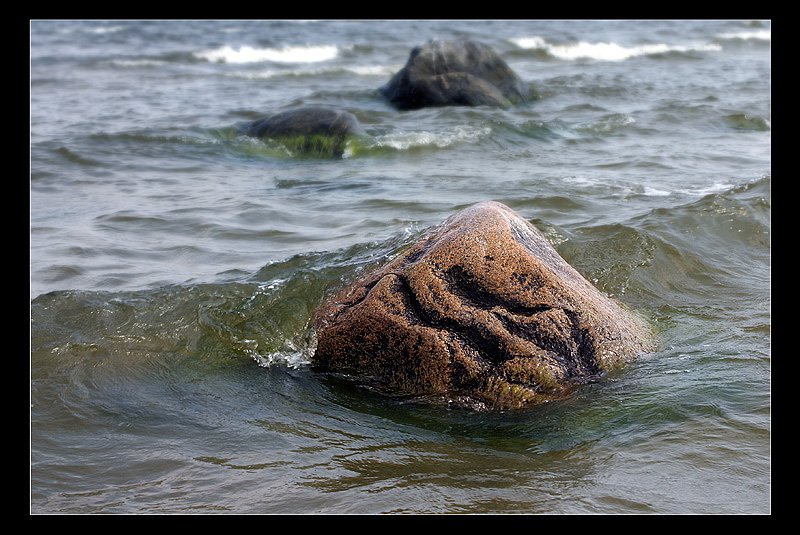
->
xmin=379 ymin=39 xmax=529 ymax=110
xmin=238 ymin=107 xmax=366 ymax=158
xmin=312 ymin=201 xmax=653 ymax=409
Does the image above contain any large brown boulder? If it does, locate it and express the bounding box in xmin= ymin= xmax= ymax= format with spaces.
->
xmin=312 ymin=201 xmax=653 ymax=410
xmin=379 ymin=39 xmax=529 ymax=110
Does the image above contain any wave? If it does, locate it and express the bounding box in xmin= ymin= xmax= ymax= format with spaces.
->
xmin=225 ymin=64 xmax=396 ymax=80
xmin=722 ymin=113 xmax=771 ymax=132
xmin=715 ymin=30 xmax=771 ymax=41
xmin=352 ymin=125 xmax=493 ymax=156
xmin=107 ymin=58 xmax=170 ymax=68
xmin=193 ymin=44 xmax=344 ymax=64
xmin=30 ymin=227 xmax=416 ymax=372
xmin=558 ymin=175 xmax=770 ymax=310
xmin=509 ymin=36 xmax=722 ymax=62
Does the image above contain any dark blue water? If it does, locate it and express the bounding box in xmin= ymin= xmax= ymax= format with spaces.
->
xmin=30 ymin=20 xmax=770 ymax=514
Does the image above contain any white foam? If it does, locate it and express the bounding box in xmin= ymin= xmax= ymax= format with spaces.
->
xmin=510 ymin=36 xmax=547 ymax=49
xmin=642 ymin=186 xmax=672 ymax=196
xmin=635 ymin=182 xmax=735 ymax=197
xmin=370 ymin=126 xmax=492 ymax=151
xmin=716 ymin=30 xmax=771 ymax=40
xmin=345 ymin=65 xmax=397 ymax=76
xmin=511 ymin=36 xmax=722 ymax=61
xmin=682 ymin=182 xmax=735 ymax=196
xmin=249 ymin=345 xmax=312 ymax=369
xmin=194 ymin=44 xmax=340 ymax=64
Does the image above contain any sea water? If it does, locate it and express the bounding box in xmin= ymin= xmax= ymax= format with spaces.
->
xmin=30 ymin=20 xmax=770 ymax=514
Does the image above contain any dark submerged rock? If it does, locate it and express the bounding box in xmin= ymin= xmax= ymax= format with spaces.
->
xmin=312 ymin=201 xmax=653 ymax=410
xmin=379 ymin=39 xmax=529 ymax=110
xmin=238 ymin=107 xmax=366 ymax=158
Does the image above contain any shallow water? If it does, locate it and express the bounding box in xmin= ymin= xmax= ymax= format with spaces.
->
xmin=30 ymin=20 xmax=770 ymax=514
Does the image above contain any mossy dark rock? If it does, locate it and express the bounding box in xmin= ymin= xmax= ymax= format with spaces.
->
xmin=312 ymin=201 xmax=653 ymax=410
xmin=238 ymin=107 xmax=365 ymax=158
xmin=379 ymin=39 xmax=529 ymax=110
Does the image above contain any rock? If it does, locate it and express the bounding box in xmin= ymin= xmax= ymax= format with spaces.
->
xmin=379 ymin=39 xmax=529 ymax=110
xmin=312 ymin=201 xmax=653 ymax=410
xmin=238 ymin=107 xmax=365 ymax=157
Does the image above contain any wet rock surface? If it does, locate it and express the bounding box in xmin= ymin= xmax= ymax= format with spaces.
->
xmin=239 ymin=107 xmax=365 ymax=157
xmin=379 ymin=39 xmax=529 ymax=110
xmin=312 ymin=201 xmax=653 ymax=409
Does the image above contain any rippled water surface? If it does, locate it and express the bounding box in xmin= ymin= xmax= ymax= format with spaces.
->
xmin=30 ymin=20 xmax=770 ymax=514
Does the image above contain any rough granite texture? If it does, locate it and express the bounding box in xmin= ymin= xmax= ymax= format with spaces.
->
xmin=379 ymin=39 xmax=529 ymax=110
xmin=312 ymin=201 xmax=653 ymax=409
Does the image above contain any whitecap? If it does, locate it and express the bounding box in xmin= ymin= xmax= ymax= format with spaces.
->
xmin=509 ymin=36 xmax=547 ymax=49
xmin=680 ymin=182 xmax=735 ymax=196
xmin=368 ymin=126 xmax=492 ymax=151
xmin=642 ymin=186 xmax=672 ymax=196
xmin=194 ymin=44 xmax=340 ymax=64
xmin=510 ymin=36 xmax=722 ymax=61
xmin=716 ymin=30 xmax=771 ymax=41
xmin=344 ymin=65 xmax=398 ymax=76
xmin=551 ymin=41 xmax=721 ymax=61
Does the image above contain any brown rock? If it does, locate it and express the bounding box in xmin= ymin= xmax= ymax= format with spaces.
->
xmin=312 ymin=201 xmax=653 ymax=409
